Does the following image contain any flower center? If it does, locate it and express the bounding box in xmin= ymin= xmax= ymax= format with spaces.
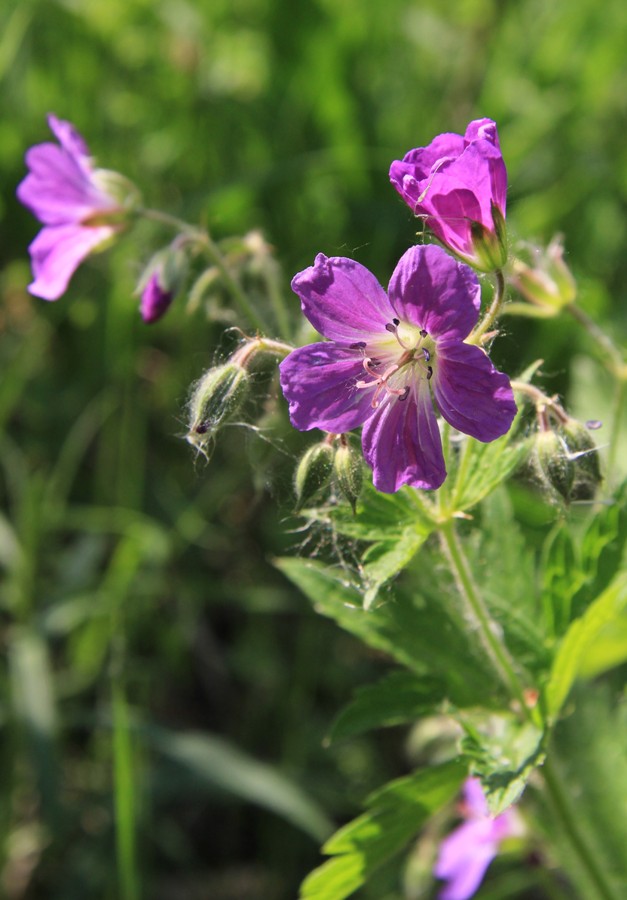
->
xmin=354 ymin=319 xmax=436 ymax=408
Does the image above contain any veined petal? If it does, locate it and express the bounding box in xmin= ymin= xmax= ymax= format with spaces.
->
xmin=388 ymin=245 xmax=480 ymax=340
xmin=28 ymin=223 xmax=116 ymax=300
xmin=279 ymin=343 xmax=374 ymax=433
xmin=48 ymin=114 xmax=92 ymax=169
xmin=426 ymin=141 xmax=507 ymax=225
xmin=432 ymin=341 xmax=517 ymax=441
xmin=291 ymin=254 xmax=396 ymax=343
xmin=389 ymin=131 xmax=467 ymax=186
xmin=361 ymin=378 xmax=445 ymax=492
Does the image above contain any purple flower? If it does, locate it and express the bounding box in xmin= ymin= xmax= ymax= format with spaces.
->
xmin=279 ymin=245 xmax=516 ymax=493
xmin=389 ymin=119 xmax=508 ymax=272
xmin=140 ymin=271 xmax=175 ymax=323
xmin=434 ymin=778 xmax=522 ymax=900
xmin=17 ymin=114 xmax=130 ymax=300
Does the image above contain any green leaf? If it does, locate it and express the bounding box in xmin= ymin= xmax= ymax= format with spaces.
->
xmin=302 ymin=477 xmax=434 ymax=542
xmin=277 ymin=557 xmax=500 ymax=707
xmin=361 ymin=527 xmax=429 ymax=609
xmin=146 ymin=727 xmax=332 ymax=842
xmin=545 ymin=572 xmax=627 ymax=719
xmin=328 ymin=671 xmax=444 ymax=744
xmin=450 ymin=433 xmax=530 ymax=514
xmin=300 ymin=761 xmax=466 ymax=900
xmin=461 ymin=712 xmax=546 ymax=815
xmin=541 ymin=525 xmax=584 ymax=638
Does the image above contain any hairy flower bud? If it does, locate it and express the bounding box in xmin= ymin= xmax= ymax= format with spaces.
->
xmin=559 ymin=418 xmax=602 ymax=501
xmin=294 ymin=442 xmax=335 ymax=511
xmin=186 ymin=360 xmax=249 ymax=451
xmin=509 ymin=236 xmax=576 ymax=316
xmin=533 ymin=430 xmax=574 ymax=502
xmin=333 ymin=440 xmax=363 ymax=513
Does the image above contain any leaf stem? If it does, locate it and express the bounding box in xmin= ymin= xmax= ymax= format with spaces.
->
xmin=438 ymin=519 xmax=529 ymax=712
xmin=470 ymin=268 xmax=506 ymax=343
xmin=566 ymin=303 xmax=626 ymax=379
xmin=139 ymin=208 xmax=271 ymax=335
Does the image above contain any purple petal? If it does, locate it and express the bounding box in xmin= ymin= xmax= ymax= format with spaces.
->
xmin=464 ymin=118 xmax=501 ymax=151
xmin=462 ymin=777 xmax=489 ymax=818
xmin=291 ymin=254 xmax=396 ymax=343
xmin=27 ymin=223 xmax=115 ymax=300
xmin=435 ymin=819 xmax=497 ymax=900
xmin=387 ymin=245 xmax=480 ymax=340
xmin=432 ymin=341 xmax=517 ymax=441
xmin=140 ymin=272 xmax=174 ymax=323
xmin=47 ymin=114 xmax=92 ymax=167
xmin=390 ymin=131 xmax=467 ymax=188
xmin=361 ymin=378 xmax=445 ymax=492
xmin=17 ymin=144 xmax=115 ymax=226
xmin=279 ymin=343 xmax=374 ymax=433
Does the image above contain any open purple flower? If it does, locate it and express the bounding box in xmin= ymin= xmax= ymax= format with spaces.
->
xmin=279 ymin=245 xmax=516 ymax=493
xmin=434 ymin=778 xmax=522 ymax=900
xmin=17 ymin=114 xmax=132 ymax=300
xmin=389 ymin=119 xmax=507 ymax=272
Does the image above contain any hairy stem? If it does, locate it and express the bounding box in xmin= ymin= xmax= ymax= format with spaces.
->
xmin=567 ymin=303 xmax=626 ymax=378
xmin=470 ymin=268 xmax=506 ymax=343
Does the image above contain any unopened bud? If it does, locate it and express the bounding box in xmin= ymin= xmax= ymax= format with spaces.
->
xmin=294 ymin=442 xmax=335 ymax=511
xmin=533 ymin=430 xmax=574 ymax=501
xmin=137 ymin=242 xmax=190 ymax=323
xmin=186 ymin=360 xmax=249 ymax=449
xmin=333 ymin=441 xmax=363 ymax=513
xmin=509 ymin=236 xmax=576 ymax=315
xmin=559 ymin=418 xmax=602 ymax=501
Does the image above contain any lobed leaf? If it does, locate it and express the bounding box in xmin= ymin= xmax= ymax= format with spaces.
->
xmin=300 ymin=761 xmax=466 ymax=900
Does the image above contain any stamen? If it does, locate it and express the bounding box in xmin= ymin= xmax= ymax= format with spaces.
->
xmin=350 ymin=341 xmax=366 ymax=350
xmin=427 ymin=365 xmax=433 ymax=380
xmin=420 ymin=329 xmax=428 ymax=338
xmin=392 ymin=317 xmax=400 ymax=326
xmin=423 ymin=347 xmax=431 ymax=362
xmin=385 ymin=323 xmax=396 ymax=334
xmin=399 ymin=386 xmax=410 ymax=401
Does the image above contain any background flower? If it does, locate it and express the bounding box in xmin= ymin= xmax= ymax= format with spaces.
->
xmin=17 ymin=114 xmax=131 ymax=300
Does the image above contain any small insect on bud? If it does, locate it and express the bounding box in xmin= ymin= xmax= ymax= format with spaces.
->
xmin=559 ymin=418 xmax=602 ymax=501
xmin=294 ymin=441 xmax=335 ymax=511
xmin=186 ymin=360 xmax=250 ymax=451
xmin=333 ymin=439 xmax=363 ymax=513
xmin=532 ymin=429 xmax=574 ymax=502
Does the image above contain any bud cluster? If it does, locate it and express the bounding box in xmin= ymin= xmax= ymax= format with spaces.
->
xmin=508 ymin=236 xmax=576 ymax=317
xmin=530 ymin=414 xmax=602 ymax=504
xmin=294 ymin=435 xmax=363 ymax=512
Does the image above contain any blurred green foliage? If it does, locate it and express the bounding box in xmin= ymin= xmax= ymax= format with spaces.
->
xmin=1 ymin=0 xmax=626 ymax=897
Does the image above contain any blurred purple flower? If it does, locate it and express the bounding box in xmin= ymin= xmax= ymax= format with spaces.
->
xmin=279 ymin=245 xmax=516 ymax=493
xmin=389 ymin=119 xmax=508 ymax=271
xmin=17 ymin=114 xmax=131 ymax=300
xmin=434 ymin=778 xmax=522 ymax=900
xmin=139 ymin=271 xmax=175 ymax=323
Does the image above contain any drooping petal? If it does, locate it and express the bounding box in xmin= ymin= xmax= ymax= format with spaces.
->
xmin=361 ymin=378 xmax=445 ymax=492
xmin=279 ymin=343 xmax=374 ymax=433
xmin=27 ymin=223 xmax=116 ymax=300
xmin=388 ymin=245 xmax=481 ymax=340
xmin=17 ymin=143 xmax=115 ymax=226
xmin=462 ymin=777 xmax=489 ymax=819
xmin=432 ymin=341 xmax=517 ymax=441
xmin=291 ymin=254 xmax=396 ymax=343
xmin=434 ymin=819 xmax=498 ymax=900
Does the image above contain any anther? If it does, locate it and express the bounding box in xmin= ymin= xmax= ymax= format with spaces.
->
xmin=399 ymin=386 xmax=410 ymax=401
xmin=427 ymin=365 xmax=433 ymax=380
xmin=423 ymin=348 xmax=431 ymax=362
xmin=420 ymin=329 xmax=428 ymax=338
xmin=392 ymin=317 xmax=400 ymax=326
xmin=385 ymin=323 xmax=396 ymax=334
xmin=350 ymin=341 xmax=366 ymax=350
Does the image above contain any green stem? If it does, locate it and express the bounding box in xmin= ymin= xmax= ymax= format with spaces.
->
xmin=438 ymin=519 xmax=529 ymax=712
xmin=470 ymin=268 xmax=506 ymax=343
xmin=542 ymin=756 xmax=619 ymax=900
xmin=139 ymin=208 xmax=271 ymax=335
xmin=606 ymin=377 xmax=626 ymax=483
xmin=567 ymin=303 xmax=626 ymax=378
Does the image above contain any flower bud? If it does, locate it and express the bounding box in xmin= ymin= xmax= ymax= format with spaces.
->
xmin=333 ymin=440 xmax=363 ymax=513
xmin=137 ymin=242 xmax=190 ymax=323
xmin=559 ymin=418 xmax=602 ymax=501
xmin=186 ymin=360 xmax=250 ymax=450
xmin=532 ymin=429 xmax=574 ymax=502
xmin=294 ymin=442 xmax=335 ymax=511
xmin=509 ymin=236 xmax=576 ymax=315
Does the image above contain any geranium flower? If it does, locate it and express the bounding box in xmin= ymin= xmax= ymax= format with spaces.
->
xmin=17 ymin=114 xmax=134 ymax=300
xmin=389 ymin=119 xmax=508 ymax=272
xmin=434 ymin=777 xmax=522 ymax=900
xmin=279 ymin=245 xmax=516 ymax=493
